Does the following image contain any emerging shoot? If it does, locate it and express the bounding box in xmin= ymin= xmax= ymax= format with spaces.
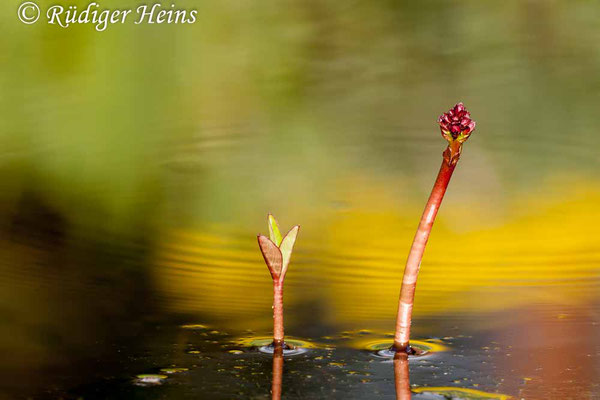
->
xmin=393 ymin=103 xmax=477 ymax=353
xmin=257 ymin=214 xmax=300 ymax=349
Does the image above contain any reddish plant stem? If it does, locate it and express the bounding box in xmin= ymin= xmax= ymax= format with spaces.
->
xmin=393 ymin=156 xmax=457 ymax=352
xmin=273 ymin=280 xmax=285 ymax=346
xmin=271 ymin=346 xmax=283 ymax=400
xmin=393 ymin=352 xmax=411 ymax=400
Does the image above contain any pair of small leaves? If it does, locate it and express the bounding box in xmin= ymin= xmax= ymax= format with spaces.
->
xmin=258 ymin=214 xmax=299 ymax=282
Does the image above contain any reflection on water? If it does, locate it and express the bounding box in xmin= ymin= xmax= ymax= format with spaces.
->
xmin=2 ymin=0 xmax=600 ymax=398
xmin=272 ymin=347 xmax=283 ymax=400
xmin=234 ymin=336 xmax=313 ymax=357
xmin=394 ymin=353 xmax=411 ymax=400
xmin=3 ymin=184 xmax=598 ymax=399
xmin=2 ymin=149 xmax=600 ymax=399
xmin=133 ymin=374 xmax=168 ymax=387
xmin=1 ymin=217 xmax=599 ymax=398
xmin=155 ymin=181 xmax=600 ymax=329
xmin=361 ymin=338 xmax=447 ymax=359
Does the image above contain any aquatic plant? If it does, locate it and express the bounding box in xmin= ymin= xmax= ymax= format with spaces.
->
xmin=393 ymin=103 xmax=477 ymax=353
xmin=257 ymin=214 xmax=300 ymax=348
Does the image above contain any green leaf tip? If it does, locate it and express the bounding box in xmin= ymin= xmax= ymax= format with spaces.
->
xmin=279 ymin=225 xmax=299 ymax=279
xmin=268 ymin=214 xmax=283 ymax=246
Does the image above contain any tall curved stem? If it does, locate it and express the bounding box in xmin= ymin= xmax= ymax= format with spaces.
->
xmin=393 ymin=158 xmax=456 ymax=351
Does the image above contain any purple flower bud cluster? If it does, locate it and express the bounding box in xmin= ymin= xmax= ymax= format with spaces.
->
xmin=438 ymin=103 xmax=476 ymax=141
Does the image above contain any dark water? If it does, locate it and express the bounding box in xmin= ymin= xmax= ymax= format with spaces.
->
xmin=30 ymin=315 xmax=600 ymax=399
xmin=2 ymin=217 xmax=599 ymax=399
xmin=2 ymin=0 xmax=600 ymax=398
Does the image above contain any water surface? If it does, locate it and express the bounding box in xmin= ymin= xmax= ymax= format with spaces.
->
xmin=1 ymin=1 xmax=600 ymax=398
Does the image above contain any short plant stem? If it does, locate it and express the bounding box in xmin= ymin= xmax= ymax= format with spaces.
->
xmin=393 ymin=158 xmax=457 ymax=352
xmin=273 ymin=281 xmax=285 ymax=346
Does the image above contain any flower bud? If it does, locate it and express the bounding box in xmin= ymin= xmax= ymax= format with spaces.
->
xmin=438 ymin=102 xmax=476 ymax=143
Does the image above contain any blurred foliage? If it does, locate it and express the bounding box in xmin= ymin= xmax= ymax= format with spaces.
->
xmin=1 ymin=0 xmax=600 ymax=396
xmin=1 ymin=0 xmax=599 ymax=233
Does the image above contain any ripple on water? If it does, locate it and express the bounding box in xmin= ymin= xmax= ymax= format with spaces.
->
xmin=233 ymin=336 xmax=314 ymax=355
xmin=180 ymin=324 xmax=209 ymax=330
xmin=361 ymin=339 xmax=448 ymax=358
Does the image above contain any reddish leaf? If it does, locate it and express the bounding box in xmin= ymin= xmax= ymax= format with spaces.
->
xmin=268 ymin=214 xmax=283 ymax=246
xmin=257 ymin=235 xmax=283 ymax=280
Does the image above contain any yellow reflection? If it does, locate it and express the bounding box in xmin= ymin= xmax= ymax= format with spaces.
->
xmin=411 ymin=387 xmax=513 ymax=399
xmin=233 ymin=336 xmax=316 ymax=349
xmin=154 ymin=178 xmax=600 ymax=329
xmin=180 ymin=324 xmax=209 ymax=329
xmin=358 ymin=338 xmax=448 ymax=354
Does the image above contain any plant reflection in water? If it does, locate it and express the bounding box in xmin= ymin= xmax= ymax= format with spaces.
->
xmin=394 ymin=352 xmax=412 ymax=400
xmin=271 ymin=346 xmax=283 ymax=400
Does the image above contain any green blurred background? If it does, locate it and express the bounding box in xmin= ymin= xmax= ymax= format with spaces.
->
xmin=1 ymin=0 xmax=599 ymax=397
